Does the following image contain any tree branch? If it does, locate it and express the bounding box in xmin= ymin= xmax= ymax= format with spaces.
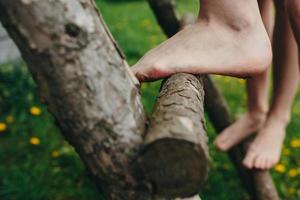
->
xmin=0 ymin=0 xmax=146 ymax=199
xmin=139 ymin=74 xmax=209 ymax=198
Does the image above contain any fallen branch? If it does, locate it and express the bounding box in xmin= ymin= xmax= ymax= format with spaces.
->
xmin=139 ymin=74 xmax=209 ymax=198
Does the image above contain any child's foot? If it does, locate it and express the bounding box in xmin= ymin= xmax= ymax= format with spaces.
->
xmin=131 ymin=3 xmax=272 ymax=82
xmin=214 ymin=111 xmax=267 ymax=151
xmin=243 ymin=116 xmax=288 ymax=170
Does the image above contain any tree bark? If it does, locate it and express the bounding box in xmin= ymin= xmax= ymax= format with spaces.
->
xmin=0 ymin=1 xmax=147 ymax=199
xmin=147 ymin=0 xmax=181 ymax=38
xmin=0 ymin=1 xmax=204 ymax=200
xmin=139 ymin=73 xmax=209 ymax=198
xmin=146 ymin=0 xmax=280 ymax=199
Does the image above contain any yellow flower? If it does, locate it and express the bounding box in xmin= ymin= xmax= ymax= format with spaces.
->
xmin=5 ymin=116 xmax=14 ymax=124
xmin=287 ymin=188 xmax=296 ymax=195
xmin=283 ymin=148 xmax=291 ymax=156
xmin=29 ymin=137 xmax=40 ymax=145
xmin=51 ymin=151 xmax=61 ymax=158
xmin=0 ymin=122 xmax=7 ymax=132
xmin=288 ymin=169 xmax=298 ymax=177
xmin=30 ymin=106 xmax=42 ymax=116
xmin=238 ymin=79 xmax=246 ymax=84
xmin=290 ymin=139 xmax=300 ymax=148
xmin=274 ymin=164 xmax=286 ymax=173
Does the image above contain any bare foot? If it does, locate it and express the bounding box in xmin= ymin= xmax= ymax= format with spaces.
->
xmin=243 ymin=116 xmax=288 ymax=170
xmin=214 ymin=112 xmax=267 ymax=151
xmin=131 ymin=1 xmax=272 ymax=82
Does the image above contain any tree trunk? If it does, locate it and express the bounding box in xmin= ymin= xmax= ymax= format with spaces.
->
xmin=0 ymin=0 xmax=147 ymax=199
xmin=140 ymin=73 xmax=209 ymax=198
xmin=146 ymin=0 xmax=280 ymax=199
xmin=0 ymin=1 xmax=205 ymax=200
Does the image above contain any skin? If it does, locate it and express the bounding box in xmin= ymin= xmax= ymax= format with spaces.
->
xmin=215 ymin=0 xmax=300 ymax=170
xmin=286 ymin=0 xmax=300 ymax=75
xmin=286 ymin=0 xmax=300 ymax=48
xmin=131 ymin=0 xmax=272 ymax=82
xmin=214 ymin=0 xmax=274 ymax=152
xmin=244 ymin=0 xmax=299 ymax=170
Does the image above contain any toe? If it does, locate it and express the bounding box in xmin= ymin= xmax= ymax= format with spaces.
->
xmin=262 ymin=158 xmax=270 ymax=170
xmin=254 ymin=156 xmax=264 ymax=170
xmin=214 ymin=135 xmax=231 ymax=151
xmin=264 ymin=159 xmax=271 ymax=170
xmin=270 ymin=158 xmax=279 ymax=169
xmin=265 ymin=158 xmax=274 ymax=170
xmin=243 ymin=151 xmax=258 ymax=169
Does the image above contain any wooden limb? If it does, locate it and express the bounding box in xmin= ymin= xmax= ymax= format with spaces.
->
xmin=0 ymin=1 xmax=147 ymax=199
xmin=139 ymin=73 xmax=209 ymax=198
xmin=146 ymin=0 xmax=280 ymax=199
xmin=0 ymin=1 xmax=206 ymax=200
xmin=147 ymin=0 xmax=181 ymax=38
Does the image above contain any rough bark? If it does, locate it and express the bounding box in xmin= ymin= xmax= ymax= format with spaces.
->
xmin=139 ymin=73 xmax=209 ymax=198
xmin=0 ymin=1 xmax=147 ymax=199
xmin=147 ymin=0 xmax=181 ymax=38
xmin=146 ymin=0 xmax=280 ymax=199
xmin=0 ymin=1 xmax=204 ymax=200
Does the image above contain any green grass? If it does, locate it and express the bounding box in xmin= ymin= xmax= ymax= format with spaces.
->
xmin=1 ymin=0 xmax=300 ymax=199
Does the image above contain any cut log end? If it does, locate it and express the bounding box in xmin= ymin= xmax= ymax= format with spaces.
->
xmin=140 ymin=138 xmax=209 ymax=198
xmin=138 ymin=73 xmax=209 ymax=198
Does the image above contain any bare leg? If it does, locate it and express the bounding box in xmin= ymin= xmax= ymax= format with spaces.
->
xmin=286 ymin=0 xmax=300 ymax=70
xmin=214 ymin=0 xmax=274 ymax=151
xmin=286 ymin=0 xmax=300 ymax=47
xmin=244 ymin=1 xmax=300 ymax=170
xmin=131 ymin=0 xmax=272 ymax=82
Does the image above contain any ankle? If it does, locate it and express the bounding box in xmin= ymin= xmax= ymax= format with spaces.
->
xmin=267 ymin=111 xmax=291 ymax=126
xmin=248 ymin=110 xmax=268 ymax=124
xmin=198 ymin=0 xmax=260 ymax=32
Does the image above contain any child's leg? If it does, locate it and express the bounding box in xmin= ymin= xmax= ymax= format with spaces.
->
xmin=214 ymin=0 xmax=274 ymax=151
xmin=244 ymin=0 xmax=300 ymax=170
xmin=286 ymin=0 xmax=300 ymax=47
xmin=131 ymin=0 xmax=272 ymax=82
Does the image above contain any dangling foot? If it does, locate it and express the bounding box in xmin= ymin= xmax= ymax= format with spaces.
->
xmin=131 ymin=1 xmax=272 ymax=82
xmin=243 ymin=116 xmax=288 ymax=170
xmin=214 ymin=111 xmax=267 ymax=151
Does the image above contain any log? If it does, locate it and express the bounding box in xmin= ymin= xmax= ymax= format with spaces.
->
xmin=146 ymin=0 xmax=280 ymax=199
xmin=0 ymin=1 xmax=147 ymax=199
xmin=139 ymin=73 xmax=209 ymax=198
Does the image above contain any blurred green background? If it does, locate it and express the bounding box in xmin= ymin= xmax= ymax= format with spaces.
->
xmin=1 ymin=0 xmax=300 ymax=199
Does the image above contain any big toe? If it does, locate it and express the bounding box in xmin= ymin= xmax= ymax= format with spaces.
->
xmin=254 ymin=155 xmax=267 ymax=170
xmin=131 ymin=63 xmax=146 ymax=81
xmin=214 ymin=134 xmax=231 ymax=151
xmin=243 ymin=150 xmax=258 ymax=169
